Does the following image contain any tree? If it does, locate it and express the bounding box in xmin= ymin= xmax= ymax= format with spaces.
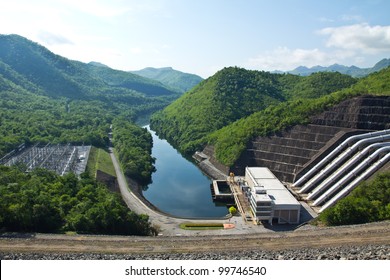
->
xmin=318 ymin=171 xmax=390 ymax=226
xmin=0 ymin=165 xmax=156 ymax=235
xmin=229 ymin=206 xmax=237 ymax=216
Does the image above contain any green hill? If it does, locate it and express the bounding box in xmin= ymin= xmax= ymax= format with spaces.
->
xmin=0 ymin=34 xmax=178 ymax=99
xmin=150 ymin=67 xmax=357 ymax=154
xmin=131 ymin=67 xmax=203 ymax=93
xmin=208 ymin=67 xmax=390 ymax=166
xmin=86 ymin=63 xmax=180 ymax=96
xmin=0 ymin=35 xmax=168 ymax=235
xmin=0 ymin=34 xmax=178 ymax=158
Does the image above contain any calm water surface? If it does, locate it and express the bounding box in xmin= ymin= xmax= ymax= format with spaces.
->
xmin=142 ymin=127 xmax=228 ymax=218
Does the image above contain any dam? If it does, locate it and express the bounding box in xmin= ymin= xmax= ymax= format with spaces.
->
xmin=200 ymin=95 xmax=390 ymax=214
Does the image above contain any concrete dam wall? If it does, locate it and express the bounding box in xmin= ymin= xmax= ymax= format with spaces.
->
xmin=203 ymin=95 xmax=390 ymax=183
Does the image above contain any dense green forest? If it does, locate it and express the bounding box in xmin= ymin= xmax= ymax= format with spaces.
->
xmin=318 ymin=171 xmax=390 ymax=226
xmin=0 ymin=34 xmax=182 ymax=234
xmin=0 ymin=34 xmax=180 ymax=99
xmin=0 ymin=34 xmax=181 ymax=182
xmin=0 ymin=166 xmax=156 ymax=235
xmin=150 ymin=66 xmax=357 ymax=158
xmin=112 ymin=119 xmax=155 ymax=185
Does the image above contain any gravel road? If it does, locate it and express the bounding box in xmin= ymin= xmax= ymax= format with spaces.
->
xmin=1 ymin=244 xmax=388 ymax=260
xmin=1 ymin=221 xmax=389 ymax=260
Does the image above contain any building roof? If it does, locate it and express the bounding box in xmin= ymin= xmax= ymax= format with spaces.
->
xmin=247 ymin=167 xmax=300 ymax=209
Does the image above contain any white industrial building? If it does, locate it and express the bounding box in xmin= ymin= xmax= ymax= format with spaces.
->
xmin=244 ymin=167 xmax=301 ymax=224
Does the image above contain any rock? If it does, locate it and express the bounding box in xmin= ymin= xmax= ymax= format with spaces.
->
xmin=318 ymin=254 xmax=327 ymax=260
xmin=1 ymin=244 xmax=389 ymax=260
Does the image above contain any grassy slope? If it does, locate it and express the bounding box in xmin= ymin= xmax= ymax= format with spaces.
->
xmin=86 ymin=147 xmax=116 ymax=178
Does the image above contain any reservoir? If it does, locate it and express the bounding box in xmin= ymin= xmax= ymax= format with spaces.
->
xmin=142 ymin=127 xmax=228 ymax=218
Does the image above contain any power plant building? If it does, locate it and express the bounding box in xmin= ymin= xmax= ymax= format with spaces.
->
xmin=245 ymin=167 xmax=301 ymax=224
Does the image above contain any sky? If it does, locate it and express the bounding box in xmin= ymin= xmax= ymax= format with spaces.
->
xmin=0 ymin=0 xmax=390 ymax=78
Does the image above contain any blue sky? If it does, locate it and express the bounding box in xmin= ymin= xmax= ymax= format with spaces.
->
xmin=1 ymin=0 xmax=389 ymax=77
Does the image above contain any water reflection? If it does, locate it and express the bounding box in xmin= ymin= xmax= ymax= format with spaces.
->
xmin=142 ymin=127 xmax=228 ymax=218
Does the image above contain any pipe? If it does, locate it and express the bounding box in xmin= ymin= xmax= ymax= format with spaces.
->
xmin=299 ymin=133 xmax=390 ymax=194
xmin=294 ymin=129 xmax=390 ymax=188
xmin=307 ymin=142 xmax=390 ymax=200
xmin=319 ymin=152 xmax=390 ymax=213
xmin=313 ymin=146 xmax=390 ymax=207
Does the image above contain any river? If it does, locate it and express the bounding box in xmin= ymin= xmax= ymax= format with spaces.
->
xmin=142 ymin=127 xmax=228 ymax=218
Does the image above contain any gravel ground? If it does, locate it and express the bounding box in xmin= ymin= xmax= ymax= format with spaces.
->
xmin=1 ymin=222 xmax=389 ymax=260
xmin=1 ymin=244 xmax=389 ymax=260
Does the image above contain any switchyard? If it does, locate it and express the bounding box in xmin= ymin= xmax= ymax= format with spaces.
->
xmin=0 ymin=144 xmax=91 ymax=176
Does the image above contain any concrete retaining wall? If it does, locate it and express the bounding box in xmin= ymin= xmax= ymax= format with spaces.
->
xmin=230 ymin=96 xmax=390 ymax=183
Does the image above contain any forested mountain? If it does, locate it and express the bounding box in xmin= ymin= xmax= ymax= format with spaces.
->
xmin=85 ymin=63 xmax=179 ymax=96
xmin=205 ymin=67 xmax=390 ymax=166
xmin=0 ymin=34 xmax=181 ymax=156
xmin=0 ymin=34 xmax=170 ymax=189
xmin=286 ymin=58 xmax=390 ymax=77
xmin=207 ymin=75 xmax=390 ymax=166
xmin=130 ymin=67 xmax=203 ymax=93
xmin=0 ymin=35 xmax=167 ymax=235
xmin=0 ymin=34 xmax=178 ymax=99
xmin=150 ymin=67 xmax=357 ymax=154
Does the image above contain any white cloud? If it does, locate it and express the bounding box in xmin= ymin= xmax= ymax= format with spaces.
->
xmin=247 ymin=23 xmax=390 ymax=71
xmin=0 ymin=1 xmax=80 ymax=48
xmin=319 ymin=23 xmax=390 ymax=54
xmin=37 ymin=31 xmax=73 ymax=46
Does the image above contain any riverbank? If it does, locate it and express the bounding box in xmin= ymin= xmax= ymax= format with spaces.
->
xmin=111 ymin=145 xmax=255 ymax=236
